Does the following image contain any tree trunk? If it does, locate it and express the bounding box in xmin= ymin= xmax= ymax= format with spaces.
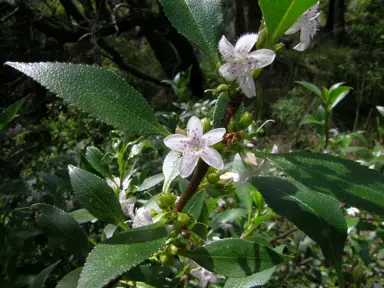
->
xmin=235 ymin=0 xmax=246 ymax=36
xmin=325 ymin=0 xmax=335 ymax=32
xmin=246 ymin=0 xmax=262 ymax=32
xmin=334 ymin=0 xmax=346 ymax=44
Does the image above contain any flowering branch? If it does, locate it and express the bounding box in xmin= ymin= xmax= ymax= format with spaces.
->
xmin=175 ymin=90 xmax=245 ymax=211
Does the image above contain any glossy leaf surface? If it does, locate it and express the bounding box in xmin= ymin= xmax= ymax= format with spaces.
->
xmin=5 ymin=62 xmax=169 ymax=136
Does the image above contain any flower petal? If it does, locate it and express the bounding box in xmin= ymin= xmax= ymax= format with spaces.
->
xmin=238 ymin=72 xmax=256 ymax=98
xmin=294 ymin=26 xmax=314 ymax=51
xmin=219 ymin=35 xmax=236 ymax=61
xmin=200 ymin=147 xmax=224 ymax=170
xmin=187 ymin=116 xmax=203 ymax=139
xmin=219 ymin=62 xmax=241 ymax=81
xmin=164 ymin=134 xmax=191 ymax=152
xmin=285 ymin=21 xmax=302 ymax=35
xmin=247 ymin=49 xmax=276 ymax=70
xmin=235 ymin=33 xmax=258 ymax=57
xmin=202 ymin=128 xmax=226 ymax=146
xmin=179 ymin=153 xmax=199 ymax=178
xmin=132 ymin=207 xmax=153 ymax=228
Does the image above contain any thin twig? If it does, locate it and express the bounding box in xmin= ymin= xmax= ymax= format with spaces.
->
xmin=270 ymin=227 xmax=298 ymax=244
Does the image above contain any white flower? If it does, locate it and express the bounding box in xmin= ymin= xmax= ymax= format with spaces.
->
xmin=190 ymin=267 xmax=218 ymax=288
xmin=132 ymin=203 xmax=161 ymax=228
xmin=346 ymin=207 xmax=360 ymax=217
xmin=218 ymin=33 xmax=276 ymax=98
xmin=119 ymin=193 xmax=136 ymax=218
xmin=163 ymin=116 xmax=226 ymax=178
xmin=285 ymin=2 xmax=320 ymax=51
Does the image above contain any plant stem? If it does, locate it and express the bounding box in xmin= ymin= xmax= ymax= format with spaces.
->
xmin=175 ymin=91 xmax=245 ymax=211
xmin=269 ymin=227 xmax=298 ymax=244
xmin=324 ymin=110 xmax=329 ymax=150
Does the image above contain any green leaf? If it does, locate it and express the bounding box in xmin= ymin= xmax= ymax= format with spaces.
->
xmin=329 ymin=86 xmax=351 ymax=109
xmin=251 ymin=177 xmax=347 ymax=277
xmin=179 ymin=238 xmax=288 ymax=277
xmin=31 ymin=204 xmax=89 ymax=256
xmin=193 ymin=202 xmax=208 ymax=239
xmin=259 ymin=0 xmax=319 ymax=45
xmin=162 ymin=151 xmax=182 ymax=193
xmin=224 ymin=246 xmax=285 ymax=288
xmin=57 ymin=268 xmax=82 ymax=288
xmin=137 ymin=173 xmax=164 ymax=192
xmin=78 ymin=225 xmax=168 ymax=288
xmin=0 ymin=97 xmax=26 ymax=132
xmin=376 ymin=106 xmax=384 ymax=118
xmin=260 ymin=152 xmax=384 ymax=216
xmin=213 ymin=93 xmax=229 ymax=128
xmin=68 ymin=165 xmax=126 ymax=227
xmin=296 ymin=81 xmax=323 ymax=99
xmin=70 ymin=208 xmax=96 ymax=224
xmin=182 ymin=190 xmax=206 ymax=220
xmin=212 ymin=208 xmax=247 ymax=230
xmin=5 ymin=62 xmax=169 ymax=136
xmin=300 ymin=114 xmax=325 ymax=126
xmin=159 ymin=0 xmax=223 ymax=61
xmin=30 ymin=260 xmax=61 ymax=288
xmin=235 ymin=183 xmax=256 ymax=217
xmin=85 ymin=146 xmax=111 ymax=179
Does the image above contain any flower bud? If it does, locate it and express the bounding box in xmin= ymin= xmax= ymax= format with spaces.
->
xmin=150 ymin=208 xmax=158 ymax=218
xmin=201 ymin=118 xmax=211 ymax=133
xmin=216 ymin=84 xmax=228 ymax=93
xmin=207 ymin=173 xmax=220 ymax=184
xmin=168 ymin=244 xmax=179 ymax=255
xmin=177 ymin=212 xmax=192 ymax=226
xmin=158 ymin=252 xmax=172 ymax=265
xmin=239 ymin=112 xmax=253 ymax=129
xmin=273 ymin=42 xmax=285 ymax=53
xmin=256 ymin=28 xmax=268 ymax=49
xmin=159 ymin=193 xmax=177 ymax=210
xmin=228 ymin=117 xmax=237 ymax=133
xmin=175 ymin=127 xmax=187 ymax=136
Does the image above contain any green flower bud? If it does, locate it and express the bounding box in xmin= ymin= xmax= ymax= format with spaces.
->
xmin=201 ymin=118 xmax=212 ymax=133
xmin=273 ymin=42 xmax=285 ymax=53
xmin=252 ymin=68 xmax=262 ymax=79
xmin=256 ymin=28 xmax=268 ymax=49
xmin=159 ymin=193 xmax=177 ymax=210
xmin=168 ymin=244 xmax=179 ymax=256
xmin=207 ymin=173 xmax=220 ymax=184
xmin=239 ymin=112 xmax=253 ymax=129
xmin=177 ymin=212 xmax=192 ymax=226
xmin=158 ymin=252 xmax=172 ymax=265
xmin=216 ymin=84 xmax=228 ymax=93
xmin=228 ymin=117 xmax=237 ymax=133
xmin=150 ymin=208 xmax=158 ymax=218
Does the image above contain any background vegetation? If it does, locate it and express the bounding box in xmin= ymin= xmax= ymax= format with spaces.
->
xmin=0 ymin=0 xmax=383 ymax=287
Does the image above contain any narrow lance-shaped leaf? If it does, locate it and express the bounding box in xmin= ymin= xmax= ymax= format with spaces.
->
xmin=0 ymin=97 xmax=26 ymax=132
xmin=224 ymin=246 xmax=285 ymax=288
xmin=179 ymin=238 xmax=289 ymax=277
xmin=57 ymin=268 xmax=82 ymax=288
xmin=70 ymin=208 xmax=97 ymax=224
xmin=85 ymin=146 xmax=112 ymax=179
xmin=5 ymin=62 xmax=169 ymax=136
xmin=182 ymin=190 xmax=206 ymax=220
xmin=259 ymin=152 xmax=384 ymax=216
xmin=300 ymin=114 xmax=324 ymax=126
xmin=296 ymin=81 xmax=323 ymax=99
xmin=329 ymin=86 xmax=351 ymax=109
xmin=137 ymin=173 xmax=164 ymax=192
xmin=259 ymin=0 xmax=319 ymax=45
xmin=31 ymin=204 xmax=90 ymax=257
xmin=213 ymin=92 xmax=229 ymax=128
xmin=30 ymin=260 xmax=61 ymax=288
xmin=159 ymin=0 xmax=223 ymax=61
xmin=68 ymin=165 xmax=126 ymax=227
xmin=78 ymin=225 xmax=168 ymax=288
xmin=251 ymin=176 xmax=347 ymax=278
